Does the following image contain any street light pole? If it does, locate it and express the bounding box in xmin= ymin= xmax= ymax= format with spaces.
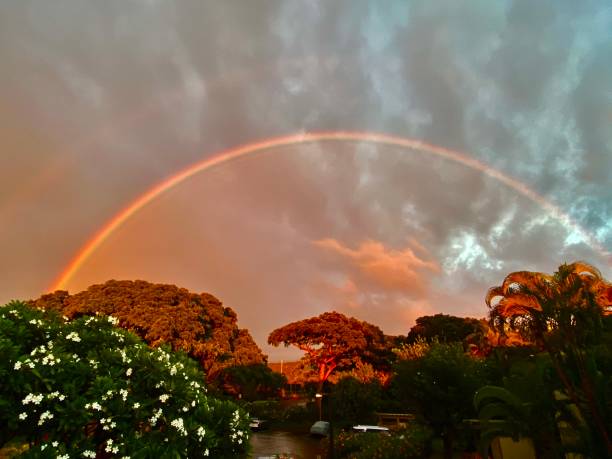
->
xmin=328 ymin=388 xmax=334 ymax=459
xmin=315 ymin=392 xmax=323 ymax=421
xmin=315 ymin=390 xmax=334 ymax=458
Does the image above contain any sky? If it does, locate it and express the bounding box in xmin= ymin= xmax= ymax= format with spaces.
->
xmin=1 ymin=0 xmax=611 ymax=360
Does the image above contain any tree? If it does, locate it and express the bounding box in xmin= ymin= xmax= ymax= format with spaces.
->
xmin=30 ymin=280 xmax=266 ymax=380
xmin=391 ymin=343 xmax=493 ymax=459
xmin=217 ymin=364 xmax=286 ymax=401
xmin=267 ymin=312 xmax=386 ymax=393
xmin=331 ymin=376 xmax=382 ymax=424
xmin=1 ymin=301 xmax=250 ymax=458
xmin=486 ymin=261 xmax=612 ymax=456
xmin=407 ymin=314 xmax=482 ymax=344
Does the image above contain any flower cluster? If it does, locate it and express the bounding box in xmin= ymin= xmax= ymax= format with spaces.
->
xmin=2 ymin=300 xmax=251 ymax=458
xmin=171 ymin=417 xmax=188 ymax=436
xmin=65 ymin=331 xmax=81 ymax=342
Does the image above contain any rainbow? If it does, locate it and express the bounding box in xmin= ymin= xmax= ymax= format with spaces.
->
xmin=50 ymin=131 xmax=610 ymax=291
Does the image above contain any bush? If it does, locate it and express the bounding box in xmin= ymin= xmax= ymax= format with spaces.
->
xmin=216 ymin=364 xmax=286 ymax=401
xmin=334 ymin=424 xmax=432 ymax=459
xmin=243 ymin=400 xmax=283 ymax=421
xmin=0 ymin=301 xmax=250 ymax=458
xmin=280 ymin=404 xmax=313 ymax=423
xmin=331 ymin=377 xmax=381 ymax=425
xmin=390 ymin=343 xmax=495 ymax=458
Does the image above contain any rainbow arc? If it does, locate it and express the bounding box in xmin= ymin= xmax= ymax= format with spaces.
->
xmin=50 ymin=131 xmax=610 ymax=291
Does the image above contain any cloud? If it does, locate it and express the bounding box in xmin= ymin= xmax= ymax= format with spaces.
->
xmin=1 ymin=0 xmax=611 ymax=360
xmin=314 ymin=238 xmax=440 ymax=295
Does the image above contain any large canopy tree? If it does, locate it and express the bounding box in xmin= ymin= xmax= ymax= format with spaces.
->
xmin=486 ymin=261 xmax=612 ymax=456
xmin=407 ymin=313 xmax=482 ymax=343
xmin=30 ymin=280 xmax=266 ymax=380
xmin=268 ymin=311 xmax=386 ymax=391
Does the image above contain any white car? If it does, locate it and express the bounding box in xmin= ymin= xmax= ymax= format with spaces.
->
xmin=352 ymin=425 xmax=390 ymax=435
xmin=249 ymin=418 xmax=268 ymax=431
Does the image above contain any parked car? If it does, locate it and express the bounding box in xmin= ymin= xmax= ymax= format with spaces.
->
xmin=352 ymin=425 xmax=390 ymax=435
xmin=249 ymin=418 xmax=268 ymax=431
xmin=309 ymin=420 xmax=330 ymax=437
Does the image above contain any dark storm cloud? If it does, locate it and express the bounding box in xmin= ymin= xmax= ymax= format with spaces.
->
xmin=1 ymin=0 xmax=611 ymax=358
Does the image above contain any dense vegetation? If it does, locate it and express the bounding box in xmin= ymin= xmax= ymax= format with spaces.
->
xmin=0 ymin=301 xmax=250 ymax=458
xmin=30 ymin=280 xmax=266 ymax=380
xmin=2 ymin=261 xmax=610 ymax=458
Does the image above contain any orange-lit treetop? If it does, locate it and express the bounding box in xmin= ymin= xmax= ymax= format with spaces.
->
xmin=268 ymin=311 xmax=386 ymax=390
xmin=30 ymin=280 xmax=266 ymax=379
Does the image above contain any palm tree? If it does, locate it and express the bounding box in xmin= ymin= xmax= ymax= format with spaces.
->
xmin=485 ymin=262 xmax=612 ymax=456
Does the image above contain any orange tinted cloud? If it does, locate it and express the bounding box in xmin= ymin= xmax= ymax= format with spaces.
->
xmin=313 ymin=238 xmax=440 ymax=295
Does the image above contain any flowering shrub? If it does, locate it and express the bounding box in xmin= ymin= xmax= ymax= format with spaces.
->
xmin=0 ymin=301 xmax=250 ymax=458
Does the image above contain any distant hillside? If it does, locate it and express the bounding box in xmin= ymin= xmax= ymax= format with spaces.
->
xmin=30 ymin=280 xmax=266 ymax=379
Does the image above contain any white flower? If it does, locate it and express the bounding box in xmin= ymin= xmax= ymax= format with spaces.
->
xmin=59 ymin=394 xmax=66 ymax=401
xmin=119 ymin=389 xmax=128 ymax=401
xmin=18 ymin=412 xmax=27 ymax=420
xmin=14 ymin=361 xmax=22 ymax=370
xmin=132 ymin=402 xmax=140 ymax=409
xmin=159 ymin=394 xmax=170 ymax=403
xmin=57 ymin=454 xmax=69 ymax=459
xmin=126 ymin=368 xmax=132 ymax=377
xmin=38 ymin=410 xmax=54 ymax=425
xmin=107 ymin=316 xmax=119 ymax=325
xmin=170 ymin=417 xmax=187 ymax=436
xmin=196 ymin=426 xmax=206 ymax=440
xmin=82 ymin=450 xmax=96 ymax=458
xmin=85 ymin=402 xmax=102 ymax=411
xmin=204 ymin=449 xmax=209 ymax=456
xmin=52 ymin=441 xmax=59 ymax=447
xmin=22 ymin=393 xmax=44 ymax=405
xmin=65 ymin=332 xmax=81 ymax=342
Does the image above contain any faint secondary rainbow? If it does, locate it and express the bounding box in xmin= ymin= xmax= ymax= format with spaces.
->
xmin=50 ymin=131 xmax=611 ymax=291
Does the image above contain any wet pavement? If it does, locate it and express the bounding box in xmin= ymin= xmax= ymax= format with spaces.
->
xmin=249 ymin=430 xmax=326 ymax=458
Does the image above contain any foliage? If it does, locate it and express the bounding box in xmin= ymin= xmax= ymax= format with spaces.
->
xmin=217 ymin=364 xmax=286 ymax=401
xmin=486 ymin=261 xmax=612 ymax=456
xmin=0 ymin=301 xmax=250 ymax=458
xmin=473 ymin=385 xmax=536 ymax=458
xmin=407 ymin=314 xmax=482 ymax=344
xmin=485 ymin=351 xmax=563 ymax=457
xmin=30 ymin=280 xmax=265 ymax=380
xmin=391 ymin=343 xmax=494 ymax=459
xmin=329 ymin=360 xmax=389 ymax=385
xmin=334 ymin=424 xmax=432 ymax=459
xmin=242 ymin=400 xmax=283 ymax=421
xmin=391 ymin=337 xmax=432 ymax=361
xmin=268 ymin=311 xmax=386 ymax=389
xmin=240 ymin=399 xmax=317 ymax=424
xmin=464 ymin=320 xmax=531 ymax=357
xmin=330 ymin=377 xmax=382 ymax=425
